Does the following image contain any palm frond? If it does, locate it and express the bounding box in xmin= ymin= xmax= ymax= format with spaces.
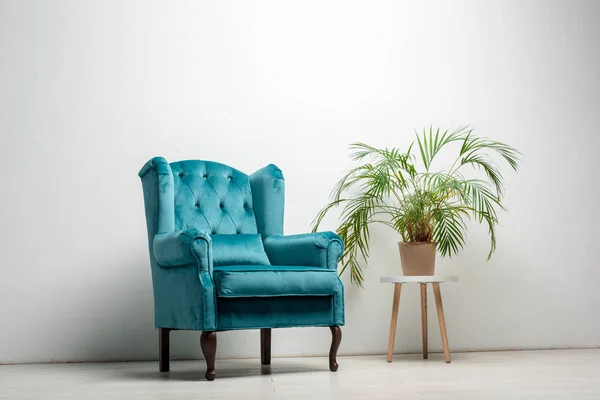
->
xmin=457 ymin=135 xmax=521 ymax=196
xmin=311 ymin=198 xmax=349 ymax=233
xmin=460 ymin=153 xmax=504 ymax=195
xmin=460 ymin=136 xmax=521 ymax=171
xmin=333 ymin=194 xmax=382 ymax=287
xmin=415 ymin=125 xmax=472 ymax=171
xmin=431 ymin=206 xmax=468 ymax=257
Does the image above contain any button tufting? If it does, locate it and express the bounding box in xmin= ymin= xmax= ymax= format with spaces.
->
xmin=170 ymin=164 xmax=259 ymax=241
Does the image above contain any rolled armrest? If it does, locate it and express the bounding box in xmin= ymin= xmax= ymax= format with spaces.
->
xmin=263 ymin=232 xmax=343 ymax=269
xmin=153 ymin=229 xmax=212 ymax=273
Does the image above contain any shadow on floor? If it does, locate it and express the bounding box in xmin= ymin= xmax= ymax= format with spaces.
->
xmin=120 ymin=361 xmax=328 ymax=381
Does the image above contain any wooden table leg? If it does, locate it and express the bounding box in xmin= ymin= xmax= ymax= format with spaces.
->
xmin=432 ymin=283 xmax=451 ymax=363
xmin=420 ymin=283 xmax=428 ymax=359
xmin=387 ymin=283 xmax=402 ymax=362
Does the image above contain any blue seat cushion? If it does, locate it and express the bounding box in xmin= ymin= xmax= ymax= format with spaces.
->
xmin=213 ymin=265 xmax=339 ymax=298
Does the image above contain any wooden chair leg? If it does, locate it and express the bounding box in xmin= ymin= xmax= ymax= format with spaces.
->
xmin=159 ymin=328 xmax=170 ymax=372
xmin=329 ymin=326 xmax=342 ymax=371
xmin=420 ymin=283 xmax=428 ymax=359
xmin=433 ymin=283 xmax=451 ymax=363
xmin=200 ymin=331 xmax=217 ymax=380
xmin=387 ymin=283 xmax=402 ymax=362
xmin=260 ymin=328 xmax=271 ymax=365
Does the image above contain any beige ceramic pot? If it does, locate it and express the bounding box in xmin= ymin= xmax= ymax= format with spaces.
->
xmin=398 ymin=242 xmax=436 ymax=276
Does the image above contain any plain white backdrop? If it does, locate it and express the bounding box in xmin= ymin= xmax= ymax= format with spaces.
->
xmin=1 ymin=0 xmax=599 ymax=363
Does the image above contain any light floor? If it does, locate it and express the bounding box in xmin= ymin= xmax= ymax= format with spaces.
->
xmin=1 ymin=350 xmax=599 ymax=399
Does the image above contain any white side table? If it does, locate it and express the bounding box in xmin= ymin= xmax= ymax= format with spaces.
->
xmin=380 ymin=275 xmax=458 ymax=363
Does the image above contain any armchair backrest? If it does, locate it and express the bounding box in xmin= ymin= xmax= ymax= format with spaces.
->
xmin=139 ymin=157 xmax=285 ymax=240
xmin=140 ymin=158 xmax=259 ymax=236
xmin=170 ymin=160 xmax=259 ymax=234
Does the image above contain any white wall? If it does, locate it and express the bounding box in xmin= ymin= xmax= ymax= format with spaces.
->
xmin=1 ymin=0 xmax=599 ymax=364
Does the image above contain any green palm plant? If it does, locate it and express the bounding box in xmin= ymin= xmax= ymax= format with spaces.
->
xmin=312 ymin=126 xmax=521 ymax=287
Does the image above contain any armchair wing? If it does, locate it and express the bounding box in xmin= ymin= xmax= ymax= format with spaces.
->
xmin=249 ymin=164 xmax=344 ymax=268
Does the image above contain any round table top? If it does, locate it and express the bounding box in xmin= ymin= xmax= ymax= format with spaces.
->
xmin=380 ymin=275 xmax=459 ymax=284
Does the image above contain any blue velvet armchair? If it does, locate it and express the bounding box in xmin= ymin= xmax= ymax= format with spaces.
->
xmin=138 ymin=158 xmax=344 ymax=380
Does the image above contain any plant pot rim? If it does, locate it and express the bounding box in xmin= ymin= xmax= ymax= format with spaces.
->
xmin=398 ymin=241 xmax=436 ymax=246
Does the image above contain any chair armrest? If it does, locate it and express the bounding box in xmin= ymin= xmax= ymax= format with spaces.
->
xmin=263 ymin=232 xmax=343 ymax=269
xmin=153 ymin=229 xmax=212 ymax=273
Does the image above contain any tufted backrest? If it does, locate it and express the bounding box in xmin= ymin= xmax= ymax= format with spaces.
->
xmin=170 ymin=160 xmax=258 ymax=235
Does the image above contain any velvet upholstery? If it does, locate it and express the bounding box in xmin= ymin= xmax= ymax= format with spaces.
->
xmin=249 ymin=164 xmax=285 ymax=237
xmin=139 ymin=157 xmax=345 ymax=333
xmin=153 ymin=229 xmax=212 ymax=271
xmin=213 ymin=265 xmax=340 ymax=297
xmin=216 ymin=296 xmax=339 ymax=331
xmin=263 ymin=232 xmax=343 ymax=269
xmin=211 ymin=234 xmax=271 ymax=267
xmin=170 ymin=160 xmax=258 ymax=235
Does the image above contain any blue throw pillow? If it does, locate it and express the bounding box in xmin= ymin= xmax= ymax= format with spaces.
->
xmin=211 ymin=234 xmax=271 ymax=267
